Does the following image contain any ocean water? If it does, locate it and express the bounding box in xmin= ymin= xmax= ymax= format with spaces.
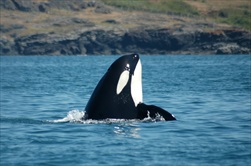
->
xmin=0 ymin=55 xmax=250 ymax=166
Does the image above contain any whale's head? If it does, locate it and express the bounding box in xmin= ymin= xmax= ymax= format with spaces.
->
xmin=108 ymin=53 xmax=143 ymax=106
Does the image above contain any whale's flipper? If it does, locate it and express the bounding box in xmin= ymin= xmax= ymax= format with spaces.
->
xmin=137 ymin=103 xmax=176 ymax=121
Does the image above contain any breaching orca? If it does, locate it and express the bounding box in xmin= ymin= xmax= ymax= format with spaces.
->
xmin=83 ymin=54 xmax=176 ymax=121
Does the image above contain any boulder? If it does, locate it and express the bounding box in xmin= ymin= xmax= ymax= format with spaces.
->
xmin=216 ymin=44 xmax=250 ymax=54
xmin=11 ymin=0 xmax=38 ymax=12
xmin=0 ymin=0 xmax=16 ymax=10
xmin=95 ymin=5 xmax=111 ymax=14
xmin=0 ymin=38 xmax=18 ymax=55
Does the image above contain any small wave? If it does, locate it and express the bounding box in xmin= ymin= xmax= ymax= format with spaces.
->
xmin=0 ymin=117 xmax=45 ymax=124
xmin=48 ymin=110 xmax=166 ymax=124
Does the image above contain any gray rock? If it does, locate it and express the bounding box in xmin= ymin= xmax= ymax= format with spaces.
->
xmin=0 ymin=0 xmax=104 ymax=12
xmin=216 ymin=44 xmax=250 ymax=54
xmin=3 ymin=26 xmax=250 ymax=55
xmin=103 ymin=19 xmax=119 ymax=24
xmin=0 ymin=0 xmax=16 ymax=10
xmin=71 ymin=18 xmax=95 ymax=27
xmin=95 ymin=5 xmax=111 ymax=14
xmin=0 ymin=38 xmax=18 ymax=55
xmin=0 ymin=25 xmax=10 ymax=33
xmin=11 ymin=0 xmax=37 ymax=12
xmin=87 ymin=1 xmax=96 ymax=7
xmin=38 ymin=3 xmax=49 ymax=12
xmin=0 ymin=24 xmax=25 ymax=33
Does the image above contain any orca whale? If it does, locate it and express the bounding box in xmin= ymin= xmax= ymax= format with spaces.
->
xmin=83 ymin=54 xmax=176 ymax=121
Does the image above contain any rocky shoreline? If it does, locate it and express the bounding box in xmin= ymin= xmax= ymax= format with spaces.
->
xmin=4 ymin=28 xmax=249 ymax=55
xmin=1 ymin=0 xmax=250 ymax=55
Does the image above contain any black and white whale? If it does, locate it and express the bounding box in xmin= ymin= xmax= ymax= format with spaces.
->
xmin=83 ymin=54 xmax=176 ymax=121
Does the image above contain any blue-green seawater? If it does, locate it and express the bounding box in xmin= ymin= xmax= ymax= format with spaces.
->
xmin=0 ymin=55 xmax=250 ymax=166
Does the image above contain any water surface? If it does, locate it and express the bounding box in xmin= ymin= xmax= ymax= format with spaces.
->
xmin=1 ymin=55 xmax=250 ymax=165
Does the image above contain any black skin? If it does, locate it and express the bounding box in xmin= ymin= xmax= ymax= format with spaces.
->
xmin=83 ymin=53 xmax=176 ymax=121
xmin=84 ymin=54 xmax=140 ymax=120
xmin=137 ymin=103 xmax=176 ymax=121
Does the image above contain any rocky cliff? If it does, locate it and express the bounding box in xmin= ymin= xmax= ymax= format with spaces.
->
xmin=1 ymin=0 xmax=250 ymax=55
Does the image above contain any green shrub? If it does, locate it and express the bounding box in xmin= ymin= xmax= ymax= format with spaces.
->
xmin=101 ymin=0 xmax=199 ymax=15
xmin=215 ymin=8 xmax=251 ymax=30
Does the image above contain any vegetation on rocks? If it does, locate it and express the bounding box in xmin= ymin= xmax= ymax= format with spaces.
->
xmin=0 ymin=0 xmax=250 ymax=55
xmin=101 ymin=0 xmax=251 ymax=31
xmin=101 ymin=0 xmax=199 ymax=16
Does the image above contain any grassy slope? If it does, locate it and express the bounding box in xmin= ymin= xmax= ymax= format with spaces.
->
xmin=101 ymin=0 xmax=199 ymax=15
xmin=1 ymin=0 xmax=250 ymax=41
xmin=101 ymin=0 xmax=251 ymax=30
xmin=0 ymin=4 xmax=203 ymax=39
xmin=186 ymin=0 xmax=251 ymax=30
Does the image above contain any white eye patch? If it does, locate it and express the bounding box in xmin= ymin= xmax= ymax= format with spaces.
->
xmin=116 ymin=70 xmax=129 ymax=95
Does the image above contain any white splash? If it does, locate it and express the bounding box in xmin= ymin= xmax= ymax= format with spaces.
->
xmin=49 ymin=110 xmax=85 ymax=123
xmin=140 ymin=111 xmax=166 ymax=122
xmin=49 ymin=109 xmax=166 ymax=124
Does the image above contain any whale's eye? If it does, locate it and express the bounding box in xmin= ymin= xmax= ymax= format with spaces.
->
xmin=133 ymin=54 xmax=138 ymax=59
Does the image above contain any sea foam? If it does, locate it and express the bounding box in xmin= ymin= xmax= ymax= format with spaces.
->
xmin=49 ymin=109 xmax=166 ymax=124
